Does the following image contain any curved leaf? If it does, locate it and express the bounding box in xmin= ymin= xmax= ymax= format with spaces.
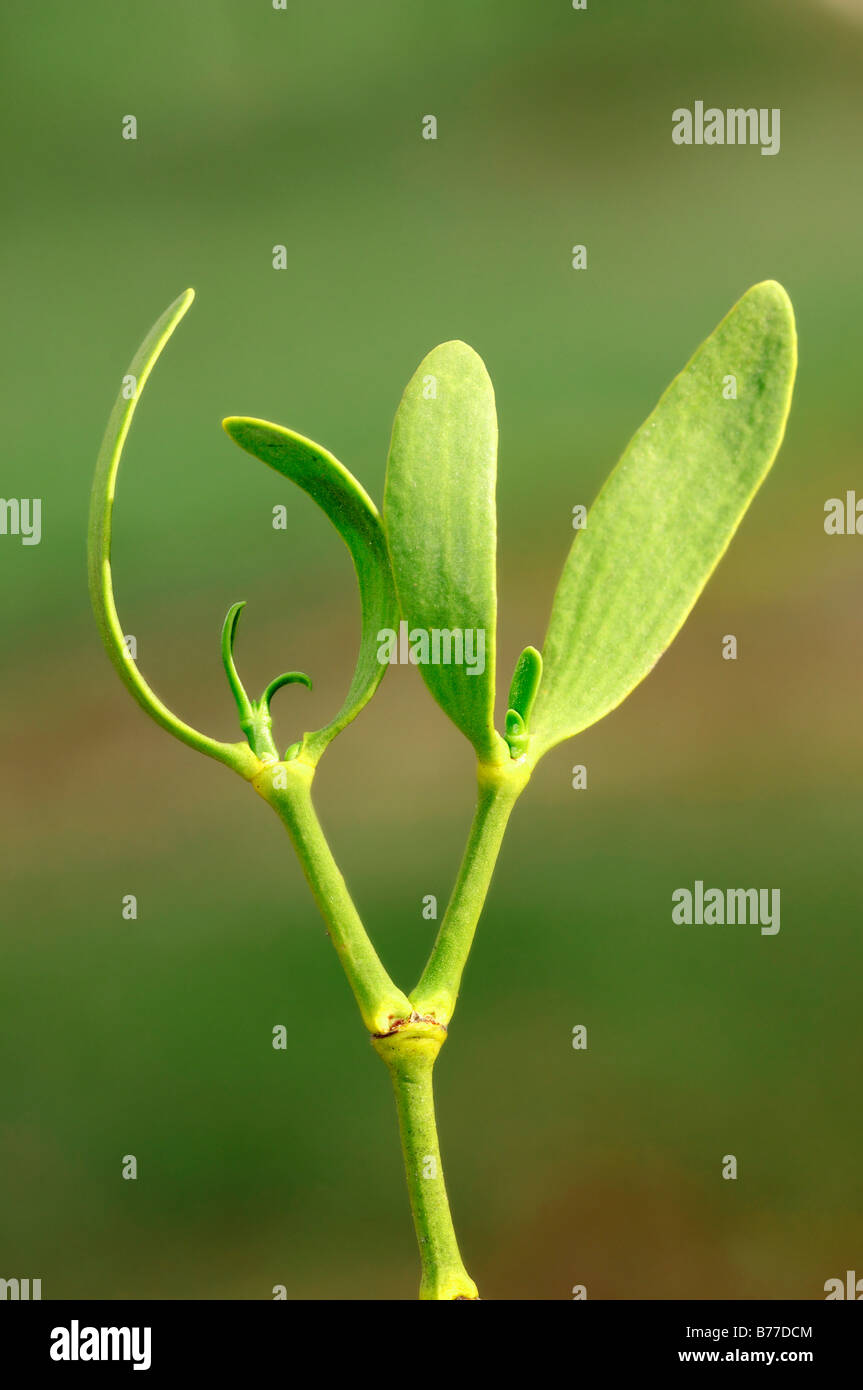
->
xmin=88 ymin=288 xmax=255 ymax=776
xmin=222 ymin=417 xmax=398 ymax=763
xmin=384 ymin=341 xmax=500 ymax=761
xmin=531 ymin=280 xmax=797 ymax=757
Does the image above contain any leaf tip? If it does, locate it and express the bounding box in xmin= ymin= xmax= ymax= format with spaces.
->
xmin=168 ymin=287 xmax=195 ymax=324
xmin=420 ymin=338 xmax=492 ymax=380
xmin=741 ymin=278 xmax=796 ymax=328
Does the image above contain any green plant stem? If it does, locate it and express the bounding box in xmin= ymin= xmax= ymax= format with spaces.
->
xmin=257 ymin=754 xmax=529 ymax=1300
xmin=411 ymin=758 xmax=530 ymax=1025
xmin=372 ymin=1021 xmax=478 ymax=1300
xmin=256 ymin=759 xmax=412 ymax=1035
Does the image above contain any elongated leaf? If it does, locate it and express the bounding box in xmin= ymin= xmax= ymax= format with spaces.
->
xmin=384 ymin=341 xmax=499 ymax=761
xmin=222 ymin=417 xmax=398 ymax=762
xmin=88 ymin=288 xmax=253 ymax=775
xmin=531 ymin=280 xmax=797 ymax=757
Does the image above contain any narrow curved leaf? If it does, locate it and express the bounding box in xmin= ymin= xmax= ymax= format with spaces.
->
xmin=384 ymin=341 xmax=499 ymax=761
xmin=531 ymin=280 xmax=797 ymax=757
xmin=221 ymin=600 xmax=255 ymax=726
xmin=222 ymin=417 xmax=398 ymax=762
xmin=88 ymin=288 xmax=253 ymax=775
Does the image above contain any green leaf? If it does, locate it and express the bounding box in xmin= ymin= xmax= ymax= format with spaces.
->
xmin=384 ymin=341 xmax=500 ymax=762
xmin=504 ymin=645 xmax=543 ymax=758
xmin=222 ymin=417 xmax=398 ymax=763
xmin=88 ymin=288 xmax=255 ymax=777
xmin=507 ymin=646 xmax=543 ymax=724
xmin=531 ymin=280 xmax=797 ymax=758
xmin=219 ymin=599 xmax=312 ymax=763
xmin=221 ymin=600 xmax=256 ymax=728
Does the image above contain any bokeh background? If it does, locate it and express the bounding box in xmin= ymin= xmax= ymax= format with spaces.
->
xmin=1 ymin=0 xmax=861 ymax=1299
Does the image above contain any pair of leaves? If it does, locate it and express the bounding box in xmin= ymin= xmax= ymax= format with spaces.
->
xmin=89 ymin=289 xmax=397 ymax=770
xmin=384 ymin=281 xmax=797 ymax=764
xmin=92 ymin=281 xmax=797 ymax=773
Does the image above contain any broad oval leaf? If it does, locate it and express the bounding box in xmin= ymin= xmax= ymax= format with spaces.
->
xmin=531 ymin=280 xmax=797 ymax=757
xmin=222 ymin=417 xmax=398 ymax=762
xmin=384 ymin=341 xmax=499 ymax=761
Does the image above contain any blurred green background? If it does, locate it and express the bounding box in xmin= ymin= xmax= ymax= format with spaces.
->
xmin=1 ymin=0 xmax=861 ymax=1299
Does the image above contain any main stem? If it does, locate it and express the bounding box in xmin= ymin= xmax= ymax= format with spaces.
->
xmin=373 ymin=1020 xmax=477 ymax=1299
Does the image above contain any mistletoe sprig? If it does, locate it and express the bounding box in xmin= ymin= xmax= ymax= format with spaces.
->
xmin=89 ymin=282 xmax=796 ymax=1299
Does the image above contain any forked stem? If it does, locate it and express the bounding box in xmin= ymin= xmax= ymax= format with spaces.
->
xmin=254 ymin=752 xmax=529 ymax=1299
